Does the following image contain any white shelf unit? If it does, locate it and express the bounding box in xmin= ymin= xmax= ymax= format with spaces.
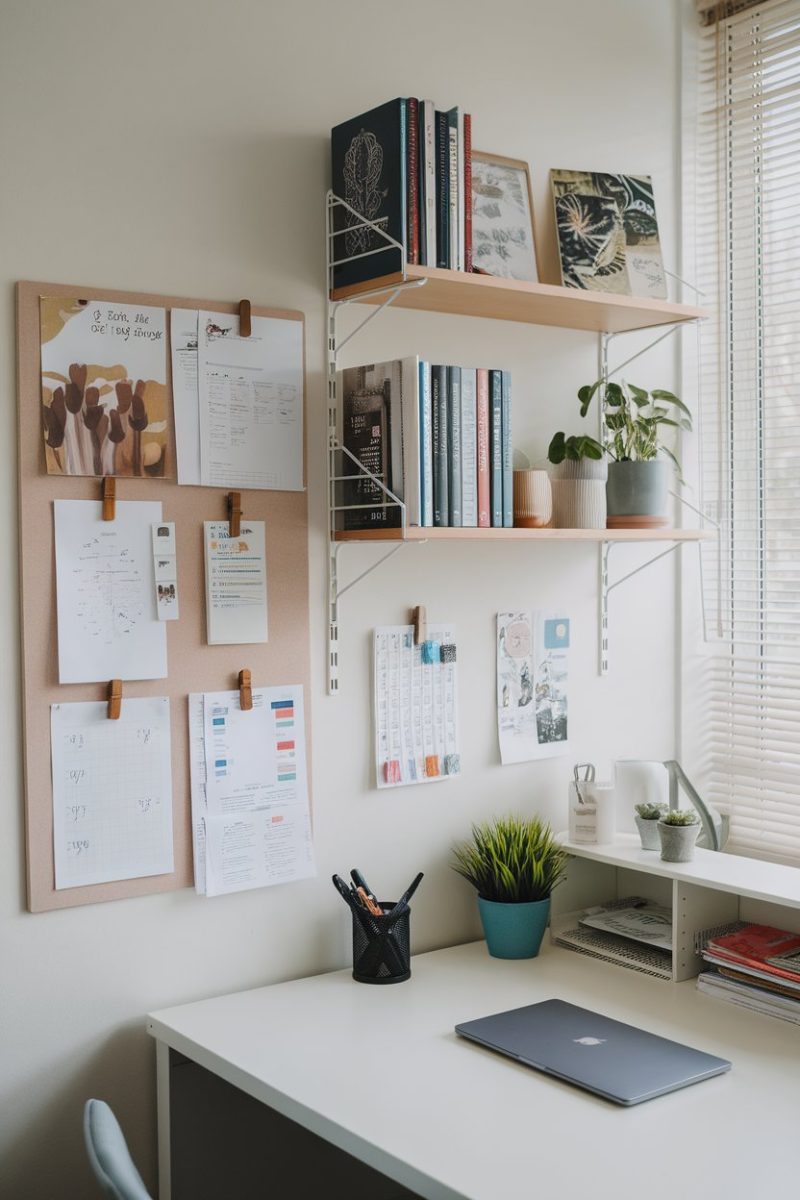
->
xmin=325 ymin=190 xmax=711 ymax=693
xmin=552 ymin=833 xmax=800 ymax=983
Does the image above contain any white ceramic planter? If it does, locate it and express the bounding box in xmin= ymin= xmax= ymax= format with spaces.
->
xmin=634 ymin=814 xmax=661 ymax=851
xmin=550 ymin=459 xmax=607 ymax=529
xmin=657 ymin=820 xmax=700 ymax=863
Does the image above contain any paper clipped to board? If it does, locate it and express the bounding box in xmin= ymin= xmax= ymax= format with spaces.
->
xmin=170 ymin=307 xmax=303 ymax=491
xmin=40 ymin=297 xmax=170 ymax=479
xmin=203 ymin=520 xmax=268 ymax=645
xmin=53 ymin=499 xmax=168 ymax=683
xmin=51 ymin=697 xmax=174 ymax=889
xmin=373 ymin=624 xmax=460 ymax=788
xmin=188 ymin=685 xmax=314 ymax=897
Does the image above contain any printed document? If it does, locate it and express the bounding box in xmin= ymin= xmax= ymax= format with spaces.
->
xmin=197 ymin=309 xmax=303 ymax=491
xmin=54 ymin=499 xmax=167 ymax=683
xmin=373 ymin=624 xmax=460 ymax=789
xmin=170 ymin=308 xmax=201 ymax=484
xmin=203 ymin=520 xmax=268 ymax=644
xmin=51 ymin=697 xmax=173 ymax=888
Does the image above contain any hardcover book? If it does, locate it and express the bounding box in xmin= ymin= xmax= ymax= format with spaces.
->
xmin=406 ymin=98 xmax=419 ymax=265
xmin=340 ymin=361 xmax=404 ymax=529
xmin=489 ymin=369 xmax=503 ymax=527
xmin=435 ymin=111 xmax=450 ymax=269
xmin=447 ymin=366 xmax=462 ymax=527
xmin=476 ymin=368 xmax=490 ymax=528
xmin=460 ymin=367 xmax=477 ymax=526
xmin=501 ymin=370 xmax=513 ymax=527
xmin=419 ymin=361 xmax=434 ymax=526
xmin=421 ymin=101 xmax=437 ymax=268
xmin=432 ymin=364 xmax=449 ymax=526
xmin=331 ymin=99 xmax=407 ymax=290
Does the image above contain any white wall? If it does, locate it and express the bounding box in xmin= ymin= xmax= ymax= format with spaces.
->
xmin=0 ymin=2 xmax=683 ymax=1194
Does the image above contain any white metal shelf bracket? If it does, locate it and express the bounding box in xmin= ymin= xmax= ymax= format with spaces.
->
xmin=599 ymin=539 xmax=686 ymax=675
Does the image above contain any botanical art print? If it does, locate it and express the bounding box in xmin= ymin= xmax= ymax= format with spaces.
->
xmin=40 ymin=296 xmax=170 ymax=477
xmin=551 ymin=170 xmax=667 ymax=299
xmin=471 ymin=155 xmax=538 ymax=282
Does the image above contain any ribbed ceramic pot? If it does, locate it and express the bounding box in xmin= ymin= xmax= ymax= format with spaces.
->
xmin=657 ymin=820 xmax=700 ymax=863
xmin=634 ymin=814 xmax=661 ymax=851
xmin=607 ymin=460 xmax=668 ymax=519
xmin=513 ymin=469 xmax=552 ymax=527
xmin=550 ymin=459 xmax=608 ymax=529
xmin=477 ymin=896 xmax=551 ymax=959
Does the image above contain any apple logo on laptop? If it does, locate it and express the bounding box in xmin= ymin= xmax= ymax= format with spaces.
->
xmin=573 ymin=1037 xmax=606 ymax=1046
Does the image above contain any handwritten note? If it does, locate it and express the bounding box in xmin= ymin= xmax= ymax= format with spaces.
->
xmin=51 ymin=697 xmax=173 ymax=889
xmin=54 ymin=499 xmax=167 ymax=683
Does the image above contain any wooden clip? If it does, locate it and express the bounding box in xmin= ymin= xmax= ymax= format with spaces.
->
xmin=107 ymin=679 xmax=122 ymax=720
xmin=102 ymin=476 xmax=116 ymax=521
xmin=238 ymin=669 xmax=253 ymax=711
xmin=412 ymin=605 xmax=427 ymax=645
xmin=227 ymin=491 xmax=242 ymax=538
xmin=239 ymin=299 xmax=251 ymax=338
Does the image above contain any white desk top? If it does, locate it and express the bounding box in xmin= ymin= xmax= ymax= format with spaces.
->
xmin=148 ymin=942 xmax=800 ymax=1200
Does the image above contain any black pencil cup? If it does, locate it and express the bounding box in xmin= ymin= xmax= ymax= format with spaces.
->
xmin=351 ymin=901 xmax=411 ymax=984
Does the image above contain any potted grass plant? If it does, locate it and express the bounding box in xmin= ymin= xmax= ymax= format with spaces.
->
xmin=546 ymin=431 xmax=607 ymax=529
xmin=452 ymin=815 xmax=569 ymax=959
xmin=575 ymin=378 xmax=692 ymax=527
xmin=657 ymin=809 xmax=701 ymax=863
xmin=634 ymin=800 xmax=668 ymax=851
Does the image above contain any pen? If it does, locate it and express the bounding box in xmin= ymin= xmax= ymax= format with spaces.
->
xmin=350 ymin=867 xmax=374 ymax=896
xmin=332 ymin=874 xmax=359 ymax=911
xmin=356 ymin=886 xmax=383 ymax=917
xmin=396 ymin=872 xmax=424 ymax=909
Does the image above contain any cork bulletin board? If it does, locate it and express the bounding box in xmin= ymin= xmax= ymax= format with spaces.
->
xmin=17 ymin=281 xmax=310 ymax=913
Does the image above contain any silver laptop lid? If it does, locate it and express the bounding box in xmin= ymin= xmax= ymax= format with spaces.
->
xmin=455 ymin=999 xmax=731 ymax=1105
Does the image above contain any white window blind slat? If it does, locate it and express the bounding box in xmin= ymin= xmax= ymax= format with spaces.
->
xmin=694 ymin=0 xmax=800 ymax=863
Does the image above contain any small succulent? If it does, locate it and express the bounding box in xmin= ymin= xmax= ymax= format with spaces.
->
xmin=635 ymin=801 xmax=667 ymax=821
xmin=660 ymin=809 xmax=699 ymax=826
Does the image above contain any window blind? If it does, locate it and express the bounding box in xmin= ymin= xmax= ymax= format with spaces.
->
xmin=694 ymin=0 xmax=800 ymax=862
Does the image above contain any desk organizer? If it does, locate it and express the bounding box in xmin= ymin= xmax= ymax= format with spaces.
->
xmin=351 ymin=901 xmax=411 ymax=984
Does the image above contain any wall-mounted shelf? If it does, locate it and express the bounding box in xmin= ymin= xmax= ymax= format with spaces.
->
xmin=325 ymin=190 xmax=712 ymax=693
xmin=331 ymin=264 xmax=707 ymax=334
xmin=335 ymin=527 xmax=713 ymax=543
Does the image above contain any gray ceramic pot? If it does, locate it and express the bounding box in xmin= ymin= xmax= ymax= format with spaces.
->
xmin=634 ymin=814 xmax=661 ymax=851
xmin=607 ymin=460 xmax=668 ymax=518
xmin=657 ymin=820 xmax=700 ymax=863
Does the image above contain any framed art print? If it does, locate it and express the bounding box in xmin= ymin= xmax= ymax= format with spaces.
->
xmin=471 ymin=152 xmax=538 ymax=282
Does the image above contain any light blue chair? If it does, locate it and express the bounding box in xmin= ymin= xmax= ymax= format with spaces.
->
xmin=84 ymin=1099 xmax=153 ymax=1200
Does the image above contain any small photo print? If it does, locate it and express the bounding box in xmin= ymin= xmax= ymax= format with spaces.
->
xmin=471 ymin=154 xmax=538 ymax=282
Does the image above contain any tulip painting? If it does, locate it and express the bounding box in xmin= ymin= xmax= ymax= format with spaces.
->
xmin=40 ymin=296 xmax=170 ymax=477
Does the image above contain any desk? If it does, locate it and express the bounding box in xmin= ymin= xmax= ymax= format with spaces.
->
xmin=148 ymin=941 xmax=800 ymax=1200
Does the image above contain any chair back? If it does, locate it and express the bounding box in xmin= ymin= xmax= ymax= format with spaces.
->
xmin=83 ymin=1099 xmax=153 ymax=1200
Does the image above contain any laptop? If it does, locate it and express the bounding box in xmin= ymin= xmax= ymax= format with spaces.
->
xmin=455 ymin=999 xmax=731 ymax=1106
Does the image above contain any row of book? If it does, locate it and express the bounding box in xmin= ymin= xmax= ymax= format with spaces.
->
xmin=331 ymin=97 xmax=472 ymax=289
xmin=340 ymin=358 xmax=512 ymax=531
xmin=697 ymin=923 xmax=800 ymax=1025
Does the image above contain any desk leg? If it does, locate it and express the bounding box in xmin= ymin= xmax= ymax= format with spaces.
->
xmin=156 ymin=1040 xmax=172 ymax=1200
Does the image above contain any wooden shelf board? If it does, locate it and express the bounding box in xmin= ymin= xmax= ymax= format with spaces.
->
xmin=334 ymin=527 xmax=713 ymax=543
xmin=331 ymin=265 xmax=707 ymax=334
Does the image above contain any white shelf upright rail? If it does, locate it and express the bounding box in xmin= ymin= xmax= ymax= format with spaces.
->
xmin=595 ymin=271 xmax=712 ymax=674
xmin=326 ymin=191 xmax=427 ymax=694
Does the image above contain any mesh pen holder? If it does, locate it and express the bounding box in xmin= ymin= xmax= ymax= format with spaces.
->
xmin=351 ymin=901 xmax=411 ymax=984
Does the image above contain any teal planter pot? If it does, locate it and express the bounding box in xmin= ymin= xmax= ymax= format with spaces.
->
xmin=477 ymin=897 xmax=551 ymax=960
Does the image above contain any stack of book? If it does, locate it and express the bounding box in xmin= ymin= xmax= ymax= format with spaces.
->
xmin=697 ymin=923 xmax=800 ymax=1025
xmin=331 ymin=97 xmax=472 ymax=289
xmin=339 ymin=358 xmax=511 ymax=531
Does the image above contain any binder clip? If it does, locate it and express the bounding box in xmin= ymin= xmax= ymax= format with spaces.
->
xmin=102 ymin=477 xmax=116 ymax=521
xmin=227 ymin=491 xmax=242 ymax=538
xmin=107 ymin=679 xmax=123 ymax=720
xmin=412 ymin=605 xmax=427 ymax=645
xmin=239 ymin=299 xmax=251 ymax=338
xmin=238 ymin=669 xmax=253 ymax=711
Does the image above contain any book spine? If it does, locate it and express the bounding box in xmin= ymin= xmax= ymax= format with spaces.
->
xmin=401 ymin=356 xmax=421 ymax=525
xmin=448 ymin=109 xmax=459 ymax=272
xmin=460 ymin=368 xmax=477 ymax=526
xmin=435 ymin=112 xmax=449 ymax=269
xmin=432 ymin=365 xmax=449 ymax=526
xmin=422 ymin=101 xmax=436 ymax=267
xmin=463 ymin=113 xmax=473 ymax=273
xmin=399 ymin=100 xmax=408 ymax=264
xmin=456 ymin=111 xmax=464 ymax=271
xmin=406 ymin=98 xmax=419 ymax=266
xmin=448 ymin=367 xmax=462 ymax=527
xmin=501 ymin=369 xmax=513 ymax=527
xmin=489 ymin=370 xmax=503 ymax=527
xmin=476 ymin=369 xmax=490 ymax=528
xmin=419 ymin=362 xmax=434 ymax=526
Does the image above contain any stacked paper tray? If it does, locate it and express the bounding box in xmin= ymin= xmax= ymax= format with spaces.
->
xmin=552 ymin=909 xmax=673 ymax=981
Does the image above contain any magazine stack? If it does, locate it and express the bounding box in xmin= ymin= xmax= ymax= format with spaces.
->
xmin=698 ymin=924 xmax=800 ymax=1025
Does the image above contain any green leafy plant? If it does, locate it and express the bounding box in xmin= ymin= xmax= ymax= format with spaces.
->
xmin=452 ymin=815 xmax=569 ymax=904
xmin=635 ymin=801 xmax=668 ymax=821
xmin=547 ymin=431 xmax=605 ymax=465
xmin=660 ymin=809 xmax=699 ymax=826
xmin=577 ymin=379 xmax=692 ymax=477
